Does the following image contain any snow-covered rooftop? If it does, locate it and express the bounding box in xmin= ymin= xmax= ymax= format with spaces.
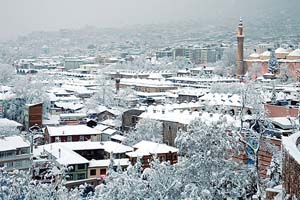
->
xmin=89 ymin=158 xmax=130 ymax=168
xmin=35 ymin=141 xmax=133 ymax=165
xmin=198 ymin=93 xmax=242 ymax=107
xmin=126 ymin=140 xmax=178 ymax=157
xmin=0 ymin=136 xmax=30 ymax=152
xmin=46 ymin=125 xmax=100 ymax=137
xmin=249 ymin=53 xmax=260 ymax=58
xmin=35 ymin=144 xmax=88 ymax=165
xmin=0 ymin=118 xmax=23 ymax=127
xmin=111 ymin=134 xmax=126 ymax=142
xmin=269 ymin=117 xmax=298 ymax=130
xmin=53 ymin=141 xmax=133 ymax=153
xmin=275 ymin=47 xmax=289 ymax=54
xmin=102 ymin=128 xmax=118 ymax=136
xmin=55 ymin=102 xmax=84 ymax=111
xmin=261 ymin=51 xmax=271 ymax=57
xmin=94 ymin=124 xmax=110 ymax=132
xmin=282 ymin=132 xmax=300 ymax=164
xmin=288 ymin=49 xmax=300 ymax=57
xmin=59 ymin=113 xmax=86 ymax=119
xmin=120 ymin=78 xmax=174 ymax=88
xmin=139 ymin=109 xmax=238 ymax=126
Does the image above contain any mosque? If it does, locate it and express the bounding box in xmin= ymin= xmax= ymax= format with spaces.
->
xmin=236 ymin=19 xmax=300 ymax=80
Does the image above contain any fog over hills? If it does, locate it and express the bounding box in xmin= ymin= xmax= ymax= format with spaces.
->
xmin=0 ymin=0 xmax=299 ymax=41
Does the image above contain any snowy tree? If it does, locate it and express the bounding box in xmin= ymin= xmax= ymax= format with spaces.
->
xmin=95 ymin=158 xmax=148 ymax=200
xmin=114 ymin=87 xmax=135 ymax=108
xmin=247 ymin=63 xmax=262 ymax=80
xmin=95 ymin=157 xmax=181 ymax=200
xmin=214 ymin=61 xmax=236 ymax=77
xmin=86 ymin=74 xmax=116 ymax=109
xmin=235 ymin=82 xmax=275 ymax=199
xmin=266 ymin=151 xmax=282 ymax=188
xmin=142 ymin=157 xmax=182 ymax=199
xmin=123 ymin=118 xmax=163 ymax=146
xmin=172 ymin=56 xmax=193 ymax=70
xmin=0 ymin=166 xmax=87 ymax=200
xmin=175 ymin=118 xmax=254 ymax=199
xmin=0 ymin=64 xmax=15 ymax=85
xmin=278 ymin=63 xmax=290 ymax=83
xmin=3 ymin=74 xmax=50 ymax=123
xmin=221 ymin=47 xmax=237 ymax=68
xmin=210 ymin=82 xmax=245 ymax=94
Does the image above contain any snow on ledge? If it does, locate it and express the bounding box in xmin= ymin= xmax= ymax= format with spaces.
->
xmin=282 ymin=132 xmax=300 ymax=164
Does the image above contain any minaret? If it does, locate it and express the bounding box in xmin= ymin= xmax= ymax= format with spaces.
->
xmin=237 ymin=17 xmax=245 ymax=77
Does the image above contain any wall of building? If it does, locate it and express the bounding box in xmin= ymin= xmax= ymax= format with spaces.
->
xmin=67 ymin=163 xmax=88 ymax=181
xmin=129 ymin=152 xmax=178 ymax=169
xmin=49 ymin=135 xmax=92 ymax=143
xmin=282 ymin=144 xmax=300 ymax=199
xmin=119 ymin=84 xmax=177 ymax=93
xmin=26 ymin=103 xmax=43 ymax=130
xmin=245 ymin=61 xmax=300 ymax=81
xmin=88 ymin=167 xmax=107 ymax=179
xmin=264 ymin=104 xmax=298 ymax=118
xmin=162 ymin=121 xmax=186 ymax=146
xmin=0 ymin=147 xmax=32 ymax=171
xmin=122 ymin=109 xmax=145 ymax=131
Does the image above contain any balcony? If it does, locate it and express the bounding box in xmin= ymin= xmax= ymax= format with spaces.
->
xmin=0 ymin=153 xmax=32 ymax=162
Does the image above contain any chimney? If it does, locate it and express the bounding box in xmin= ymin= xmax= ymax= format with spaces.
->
xmin=115 ymin=79 xmax=120 ymax=93
xmin=115 ymin=71 xmax=121 ymax=93
xmin=59 ymin=148 xmax=61 ymax=158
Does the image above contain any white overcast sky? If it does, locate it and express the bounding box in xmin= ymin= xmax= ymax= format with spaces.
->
xmin=0 ymin=0 xmax=298 ymax=40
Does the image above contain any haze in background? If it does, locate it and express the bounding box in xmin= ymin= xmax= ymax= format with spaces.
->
xmin=0 ymin=0 xmax=299 ymax=40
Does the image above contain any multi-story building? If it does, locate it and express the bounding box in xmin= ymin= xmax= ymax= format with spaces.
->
xmin=64 ymin=58 xmax=84 ymax=70
xmin=33 ymin=141 xmax=133 ymax=186
xmin=24 ymin=103 xmax=43 ymax=130
xmin=45 ymin=125 xmax=102 ymax=143
xmin=173 ymin=47 xmax=193 ymax=60
xmin=155 ymin=48 xmax=173 ymax=59
xmin=200 ymin=48 xmax=217 ymax=63
xmin=119 ymin=78 xmax=177 ymax=93
xmin=126 ymin=141 xmax=178 ymax=168
xmin=173 ymin=46 xmax=222 ymax=64
xmin=0 ymin=136 xmax=32 ymax=171
xmin=139 ymin=107 xmax=238 ymax=146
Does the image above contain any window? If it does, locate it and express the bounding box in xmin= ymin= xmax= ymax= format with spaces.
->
xmin=90 ymin=169 xmax=96 ymax=176
xmin=77 ymin=164 xmax=86 ymax=170
xmin=100 ymin=169 xmax=106 ymax=175
xmin=5 ymin=161 xmax=13 ymax=168
xmin=173 ymin=154 xmax=177 ymax=160
xmin=166 ymin=154 xmax=172 ymax=161
xmin=20 ymin=148 xmax=30 ymax=155
xmin=77 ymin=173 xmax=86 ymax=180
xmin=68 ymin=165 xmax=75 ymax=172
xmin=0 ymin=151 xmax=14 ymax=159
xmin=55 ymin=137 xmax=60 ymax=142
xmin=79 ymin=136 xmax=84 ymax=141
xmin=67 ymin=174 xmax=73 ymax=181
xmin=67 ymin=136 xmax=72 ymax=142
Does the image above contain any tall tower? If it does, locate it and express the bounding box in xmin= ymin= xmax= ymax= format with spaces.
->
xmin=237 ymin=18 xmax=245 ymax=77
